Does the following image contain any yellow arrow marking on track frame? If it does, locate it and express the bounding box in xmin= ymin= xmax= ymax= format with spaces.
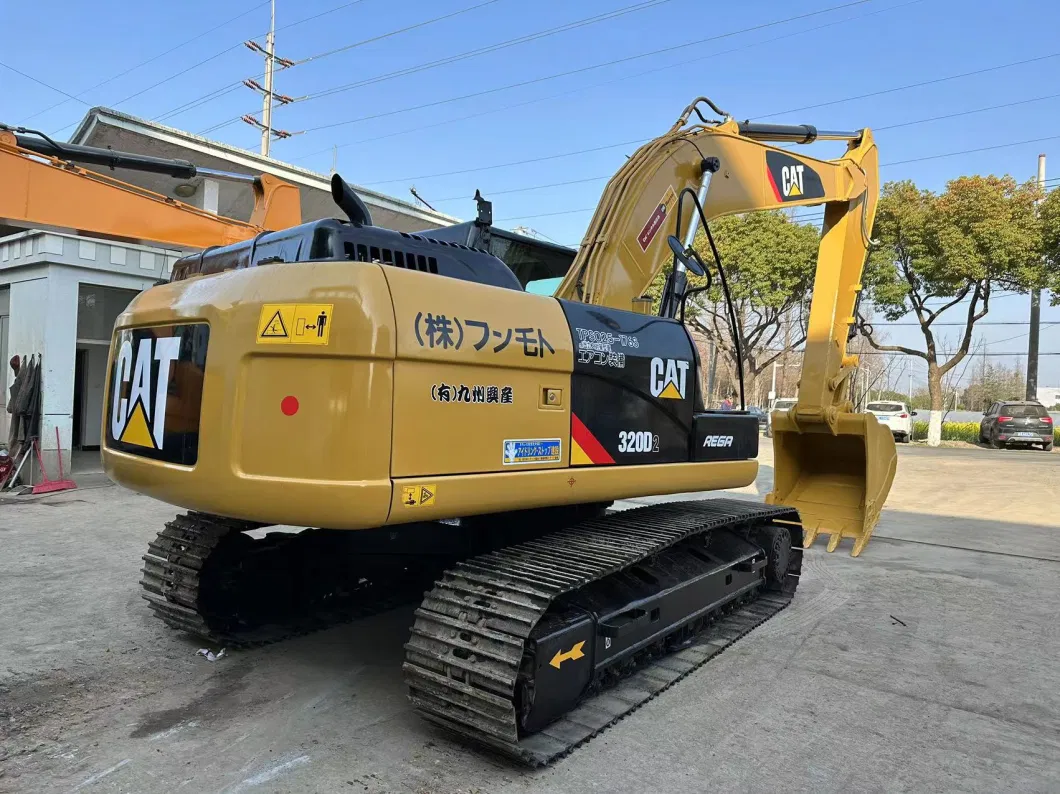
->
xmin=550 ymin=641 xmax=585 ymax=669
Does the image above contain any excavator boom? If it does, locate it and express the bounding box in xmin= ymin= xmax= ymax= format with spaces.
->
xmin=0 ymin=126 xmax=300 ymax=250
xmin=557 ymin=98 xmax=895 ymax=555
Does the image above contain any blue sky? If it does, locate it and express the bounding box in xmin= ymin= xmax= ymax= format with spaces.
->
xmin=3 ymin=0 xmax=1059 ymax=389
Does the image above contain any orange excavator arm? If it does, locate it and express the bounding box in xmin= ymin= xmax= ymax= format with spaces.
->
xmin=0 ymin=126 xmax=301 ymax=250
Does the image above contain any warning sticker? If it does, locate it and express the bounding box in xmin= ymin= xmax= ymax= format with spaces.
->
xmin=636 ymin=185 xmax=678 ymax=252
xmin=401 ymin=483 xmax=437 ymax=508
xmin=256 ymin=304 xmax=334 ymax=345
xmin=503 ymin=438 xmax=562 ymax=466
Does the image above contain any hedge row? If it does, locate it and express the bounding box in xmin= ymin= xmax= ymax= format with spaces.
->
xmin=910 ymin=420 xmax=1059 ymax=445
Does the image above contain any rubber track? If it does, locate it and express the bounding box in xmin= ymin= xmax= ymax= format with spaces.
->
xmin=141 ymin=513 xmax=433 ymax=646
xmin=403 ymin=498 xmax=802 ymax=766
xmin=140 ymin=513 xmax=251 ymax=642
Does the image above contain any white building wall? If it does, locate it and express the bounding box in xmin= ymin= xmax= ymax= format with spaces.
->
xmin=1037 ymin=386 xmax=1060 ymax=408
xmin=7 ymin=267 xmax=78 ymax=476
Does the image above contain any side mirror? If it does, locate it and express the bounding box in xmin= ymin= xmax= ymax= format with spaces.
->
xmin=911 ymin=411 xmax=918 ymax=416
xmin=667 ymin=235 xmax=706 ymax=277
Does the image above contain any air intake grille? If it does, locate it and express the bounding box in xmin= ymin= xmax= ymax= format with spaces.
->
xmin=344 ymin=242 xmax=438 ymax=274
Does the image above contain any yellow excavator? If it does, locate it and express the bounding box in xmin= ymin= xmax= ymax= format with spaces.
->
xmin=4 ymin=97 xmax=897 ymax=763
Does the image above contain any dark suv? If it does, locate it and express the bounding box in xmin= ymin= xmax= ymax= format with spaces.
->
xmin=979 ymin=401 xmax=1054 ymax=451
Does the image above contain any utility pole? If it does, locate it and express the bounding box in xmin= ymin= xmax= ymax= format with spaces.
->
xmin=908 ymin=372 xmax=913 ymax=406
xmin=1026 ymin=154 xmax=1046 ymax=400
xmin=706 ymin=343 xmax=718 ymax=408
xmin=779 ymin=312 xmax=791 ymax=399
xmin=260 ymin=0 xmax=275 ymax=156
xmin=242 ymin=0 xmax=297 ymax=154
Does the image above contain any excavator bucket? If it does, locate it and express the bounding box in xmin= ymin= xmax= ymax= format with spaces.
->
xmin=766 ymin=410 xmax=897 ymax=557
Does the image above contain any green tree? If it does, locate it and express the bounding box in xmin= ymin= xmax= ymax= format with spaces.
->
xmin=1039 ymin=186 xmax=1060 ymax=303
xmin=650 ymin=211 xmax=819 ymax=406
xmin=870 ymin=389 xmax=911 ymax=404
xmin=860 ymin=176 xmax=1042 ymax=444
xmin=961 ymin=361 xmax=1026 ymax=411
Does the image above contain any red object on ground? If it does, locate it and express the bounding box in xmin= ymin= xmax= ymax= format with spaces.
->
xmin=30 ymin=428 xmax=77 ymax=495
xmin=281 ymin=395 xmax=299 ymax=416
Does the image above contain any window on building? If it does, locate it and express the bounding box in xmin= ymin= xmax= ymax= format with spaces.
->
xmin=76 ymin=285 xmax=141 ymax=342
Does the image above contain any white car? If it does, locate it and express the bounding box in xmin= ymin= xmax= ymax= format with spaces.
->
xmin=866 ymin=401 xmax=915 ymax=442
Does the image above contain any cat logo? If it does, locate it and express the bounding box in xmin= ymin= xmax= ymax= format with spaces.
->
xmin=781 ymin=164 xmax=805 ymax=197
xmin=766 ymin=151 xmax=825 ymax=203
xmin=110 ymin=336 xmax=180 ymax=450
xmin=650 ymin=357 xmax=689 ymax=400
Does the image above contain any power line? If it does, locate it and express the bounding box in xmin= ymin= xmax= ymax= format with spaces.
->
xmin=289 ymin=0 xmax=875 ymax=137
xmin=764 ymin=349 xmax=1060 ymax=357
xmin=292 ymin=0 xmax=928 ymax=169
xmin=497 ymin=207 xmax=598 ymax=222
xmin=432 ymin=97 xmax=1060 ymax=204
xmin=19 ymin=1 xmax=270 ymax=125
xmin=155 ymin=0 xmax=472 ymax=125
xmin=48 ymin=0 xmax=374 ymax=135
xmin=199 ymin=0 xmax=530 ymax=134
xmin=154 ymin=0 xmax=376 ymax=122
xmin=862 ymin=351 xmax=1060 ymax=356
xmin=349 ymin=89 xmax=1060 ymax=190
xmin=294 ymin=0 xmax=670 ymax=102
xmin=491 ymin=133 xmax=1060 ymax=221
xmin=300 ymin=0 xmax=503 ymax=66
xmin=879 ymin=320 xmax=1060 ymax=327
xmin=887 ymin=134 xmax=1060 ymax=167
xmin=874 ymin=92 xmax=1060 ymax=132
xmin=292 ymin=0 xmax=917 ymax=163
xmin=199 ymin=0 xmax=665 ymax=133
xmin=360 ymin=138 xmax=650 ymax=187
xmin=753 ymin=51 xmax=1060 ymax=120
xmin=1 ymin=60 xmax=87 ymax=107
xmin=434 ymin=175 xmax=611 ymax=203
xmin=155 ymin=84 xmax=246 ymax=123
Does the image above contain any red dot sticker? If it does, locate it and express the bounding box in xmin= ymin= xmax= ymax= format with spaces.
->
xmin=280 ymin=396 xmax=299 ymax=416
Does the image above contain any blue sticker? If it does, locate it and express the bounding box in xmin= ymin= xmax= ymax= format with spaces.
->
xmin=502 ymin=438 xmax=562 ymax=466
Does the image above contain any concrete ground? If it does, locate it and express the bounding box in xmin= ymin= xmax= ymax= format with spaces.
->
xmin=2 ymin=441 xmax=1059 ymax=793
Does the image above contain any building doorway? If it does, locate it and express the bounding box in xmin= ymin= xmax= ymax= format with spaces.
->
xmin=73 ymin=348 xmax=87 ymax=449
xmin=76 ymin=285 xmax=140 ymax=451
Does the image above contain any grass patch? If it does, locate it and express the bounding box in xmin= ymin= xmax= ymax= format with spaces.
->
xmin=911 ymin=419 xmax=1058 ymax=445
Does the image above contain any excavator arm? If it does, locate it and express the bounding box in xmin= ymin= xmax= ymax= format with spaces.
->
xmin=558 ymin=98 xmax=895 ymax=555
xmin=0 ymin=127 xmax=301 ymax=250
xmin=557 ymin=99 xmax=876 ymax=310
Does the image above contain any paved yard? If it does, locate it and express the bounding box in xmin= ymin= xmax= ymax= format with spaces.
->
xmin=1 ymin=442 xmax=1058 ymax=793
